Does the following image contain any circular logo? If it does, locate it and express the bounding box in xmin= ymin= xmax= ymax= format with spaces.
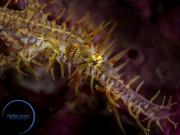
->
xmin=2 ymin=100 xmax=35 ymax=134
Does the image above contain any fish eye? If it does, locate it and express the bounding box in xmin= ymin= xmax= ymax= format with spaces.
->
xmin=92 ymin=60 xmax=98 ymax=65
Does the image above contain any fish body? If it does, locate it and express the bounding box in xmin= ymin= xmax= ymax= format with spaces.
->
xmin=0 ymin=0 xmax=177 ymax=134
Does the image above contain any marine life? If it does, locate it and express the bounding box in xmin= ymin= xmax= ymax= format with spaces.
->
xmin=0 ymin=0 xmax=177 ymax=134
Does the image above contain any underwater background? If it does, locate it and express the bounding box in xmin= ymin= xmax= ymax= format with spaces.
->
xmin=0 ymin=0 xmax=180 ymax=135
